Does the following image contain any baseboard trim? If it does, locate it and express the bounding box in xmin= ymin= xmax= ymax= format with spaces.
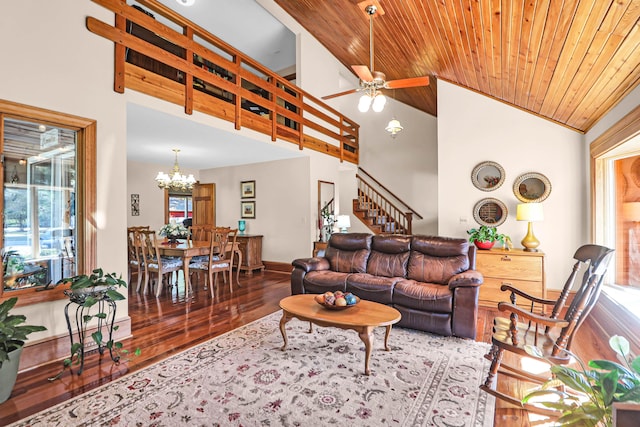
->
xmin=264 ymin=261 xmax=291 ymax=273
xmin=19 ymin=316 xmax=132 ymax=372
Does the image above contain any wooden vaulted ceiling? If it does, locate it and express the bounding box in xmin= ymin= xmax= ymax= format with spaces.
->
xmin=274 ymin=0 xmax=640 ymax=133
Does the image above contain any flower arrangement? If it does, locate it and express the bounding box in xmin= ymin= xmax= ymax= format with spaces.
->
xmin=159 ymin=223 xmax=188 ymax=239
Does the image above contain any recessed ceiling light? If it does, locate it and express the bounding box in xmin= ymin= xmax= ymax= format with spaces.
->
xmin=175 ymin=0 xmax=195 ymax=6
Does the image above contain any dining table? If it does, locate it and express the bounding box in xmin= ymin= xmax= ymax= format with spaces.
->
xmin=157 ymin=239 xmax=241 ymax=299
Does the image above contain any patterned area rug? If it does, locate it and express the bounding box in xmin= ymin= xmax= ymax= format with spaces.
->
xmin=10 ymin=312 xmax=495 ymax=426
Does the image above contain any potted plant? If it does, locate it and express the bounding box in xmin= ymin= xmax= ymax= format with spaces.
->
xmin=0 ymin=297 xmax=46 ymax=403
xmin=51 ymin=269 xmax=139 ymax=379
xmin=467 ymin=225 xmax=510 ymax=249
xmin=523 ymin=335 xmax=640 ymax=426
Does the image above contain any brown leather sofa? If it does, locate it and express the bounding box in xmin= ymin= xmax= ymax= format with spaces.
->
xmin=291 ymin=233 xmax=483 ymax=339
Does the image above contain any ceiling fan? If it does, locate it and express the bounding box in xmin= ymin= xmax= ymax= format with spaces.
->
xmin=322 ymin=4 xmax=430 ymax=112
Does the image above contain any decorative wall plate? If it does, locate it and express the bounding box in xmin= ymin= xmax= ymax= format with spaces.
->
xmin=473 ymin=198 xmax=508 ymax=227
xmin=471 ymin=161 xmax=505 ymax=191
xmin=513 ymin=172 xmax=551 ymax=203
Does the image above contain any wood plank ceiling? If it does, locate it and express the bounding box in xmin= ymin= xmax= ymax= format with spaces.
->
xmin=274 ymin=0 xmax=640 ymax=133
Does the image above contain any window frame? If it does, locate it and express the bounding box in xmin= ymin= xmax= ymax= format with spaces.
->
xmin=0 ymin=99 xmax=96 ymax=307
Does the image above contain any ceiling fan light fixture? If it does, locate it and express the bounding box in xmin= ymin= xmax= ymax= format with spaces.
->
xmin=358 ymin=93 xmax=373 ymax=112
xmin=372 ymin=93 xmax=386 ymax=112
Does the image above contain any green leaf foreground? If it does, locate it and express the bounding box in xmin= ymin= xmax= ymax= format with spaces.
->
xmin=523 ymin=335 xmax=640 ymax=426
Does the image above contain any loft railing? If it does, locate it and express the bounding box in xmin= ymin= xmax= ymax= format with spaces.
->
xmin=354 ymin=168 xmax=423 ymax=234
xmin=87 ymin=0 xmax=359 ymax=164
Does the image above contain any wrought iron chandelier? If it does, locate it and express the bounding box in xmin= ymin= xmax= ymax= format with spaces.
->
xmin=155 ymin=149 xmax=196 ymax=191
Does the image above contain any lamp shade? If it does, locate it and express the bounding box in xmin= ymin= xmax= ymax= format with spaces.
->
xmin=336 ymin=215 xmax=351 ymax=232
xmin=623 ymin=202 xmax=640 ymax=221
xmin=516 ymin=203 xmax=544 ymax=222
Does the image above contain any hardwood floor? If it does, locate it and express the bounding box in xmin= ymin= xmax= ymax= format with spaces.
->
xmin=0 ymin=271 xmax=610 ymax=426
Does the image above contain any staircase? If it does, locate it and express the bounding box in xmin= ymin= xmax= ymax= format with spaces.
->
xmin=353 ymin=168 xmax=422 ymax=235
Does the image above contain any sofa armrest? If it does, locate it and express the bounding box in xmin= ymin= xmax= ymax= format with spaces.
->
xmin=292 ymin=257 xmax=330 ymax=272
xmin=448 ymin=270 xmax=483 ymax=289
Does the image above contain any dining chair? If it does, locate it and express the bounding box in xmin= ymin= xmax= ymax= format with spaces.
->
xmin=225 ymin=228 xmax=241 ymax=290
xmin=138 ymin=229 xmax=183 ymax=296
xmin=127 ymin=226 xmax=149 ymax=292
xmin=189 ymin=227 xmax=233 ymax=298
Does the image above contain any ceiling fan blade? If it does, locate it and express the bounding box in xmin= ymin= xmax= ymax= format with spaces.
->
xmin=321 ymin=88 xmax=359 ymax=100
xmin=385 ymin=76 xmax=430 ymax=89
xmin=352 ymin=65 xmax=374 ymax=82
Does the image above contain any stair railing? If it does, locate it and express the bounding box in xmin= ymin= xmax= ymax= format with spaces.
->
xmin=356 ymin=168 xmax=423 ymax=234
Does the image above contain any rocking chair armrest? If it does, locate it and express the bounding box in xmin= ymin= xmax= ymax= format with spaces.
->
xmin=499 ymin=284 xmax=557 ymax=306
xmin=497 ymin=302 xmax=570 ymax=328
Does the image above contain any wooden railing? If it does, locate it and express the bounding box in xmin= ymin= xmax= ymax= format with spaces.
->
xmin=354 ymin=168 xmax=423 ymax=234
xmin=87 ymin=0 xmax=359 ymax=164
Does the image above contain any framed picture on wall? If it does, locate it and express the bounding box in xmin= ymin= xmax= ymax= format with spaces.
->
xmin=241 ymin=180 xmax=255 ymax=198
xmin=131 ymin=194 xmax=140 ymax=216
xmin=241 ymin=201 xmax=255 ymax=219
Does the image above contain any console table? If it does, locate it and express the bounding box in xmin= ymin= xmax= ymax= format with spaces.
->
xmin=236 ymin=234 xmax=264 ymax=275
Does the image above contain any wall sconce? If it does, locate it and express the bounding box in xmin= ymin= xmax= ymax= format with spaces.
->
xmin=335 ymin=215 xmax=351 ymax=233
xmin=516 ymin=203 xmax=544 ymax=252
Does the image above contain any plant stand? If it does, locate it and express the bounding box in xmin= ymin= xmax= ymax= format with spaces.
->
xmin=63 ymin=289 xmax=118 ymax=375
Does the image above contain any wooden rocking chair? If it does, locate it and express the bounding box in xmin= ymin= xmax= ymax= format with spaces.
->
xmin=480 ymin=244 xmax=614 ymax=415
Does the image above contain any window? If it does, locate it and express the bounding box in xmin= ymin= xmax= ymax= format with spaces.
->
xmin=0 ymin=100 xmax=96 ymax=306
xmin=168 ymin=193 xmax=192 ymax=224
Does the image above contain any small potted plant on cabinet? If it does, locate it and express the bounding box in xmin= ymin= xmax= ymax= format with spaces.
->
xmin=0 ymin=297 xmax=46 ymax=403
xmin=467 ymin=225 xmax=510 ymax=250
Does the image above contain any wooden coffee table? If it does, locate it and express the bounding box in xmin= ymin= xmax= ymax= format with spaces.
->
xmin=279 ymin=294 xmax=401 ymax=375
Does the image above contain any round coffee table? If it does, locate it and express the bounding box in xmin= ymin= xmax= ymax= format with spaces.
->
xmin=279 ymin=294 xmax=401 ymax=375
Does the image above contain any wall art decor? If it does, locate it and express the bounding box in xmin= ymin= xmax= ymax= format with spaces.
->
xmin=131 ymin=194 xmax=140 ymax=216
xmin=473 ymin=197 xmax=508 ymax=227
xmin=513 ymin=172 xmax=551 ymax=203
xmin=241 ymin=180 xmax=255 ymax=198
xmin=471 ymin=161 xmax=505 ymax=191
xmin=241 ymin=200 xmax=255 ymax=219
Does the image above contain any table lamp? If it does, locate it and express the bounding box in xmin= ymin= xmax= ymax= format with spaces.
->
xmin=516 ymin=203 xmax=544 ymax=252
xmin=336 ymin=215 xmax=351 ymax=233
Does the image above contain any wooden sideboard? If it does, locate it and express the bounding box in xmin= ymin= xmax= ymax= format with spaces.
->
xmin=475 ymin=248 xmax=545 ymax=309
xmin=236 ymin=235 xmax=265 ymax=275
xmin=313 ymin=241 xmax=328 ymax=257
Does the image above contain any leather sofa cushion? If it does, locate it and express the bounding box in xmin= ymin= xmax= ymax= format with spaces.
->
xmin=393 ymin=279 xmax=453 ymax=312
xmin=408 ymin=236 xmax=470 ymax=284
xmin=366 ymin=235 xmax=411 ymax=277
xmin=303 ymin=270 xmax=350 ymax=293
xmin=346 ymin=273 xmax=398 ymax=304
xmin=325 ymin=233 xmax=372 ymax=273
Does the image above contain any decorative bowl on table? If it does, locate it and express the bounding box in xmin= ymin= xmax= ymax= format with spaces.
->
xmin=315 ymin=291 xmax=360 ymax=310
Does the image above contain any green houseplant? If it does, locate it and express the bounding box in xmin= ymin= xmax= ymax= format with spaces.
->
xmin=523 ymin=335 xmax=640 ymax=426
xmin=467 ymin=225 xmax=510 ymax=250
xmin=0 ymin=297 xmax=47 ymax=403
xmin=51 ymin=268 xmax=139 ymax=379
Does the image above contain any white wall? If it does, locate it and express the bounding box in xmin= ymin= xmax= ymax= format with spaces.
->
xmin=199 ymin=157 xmax=311 ymax=261
xmin=0 ymin=1 xmax=128 ymax=337
xmin=437 ymin=80 xmax=587 ymax=290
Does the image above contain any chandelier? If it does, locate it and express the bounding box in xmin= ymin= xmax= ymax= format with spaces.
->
xmin=155 ymin=149 xmax=196 ymax=191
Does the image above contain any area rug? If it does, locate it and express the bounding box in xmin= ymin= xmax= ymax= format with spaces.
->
xmin=10 ymin=312 xmax=495 ymax=426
